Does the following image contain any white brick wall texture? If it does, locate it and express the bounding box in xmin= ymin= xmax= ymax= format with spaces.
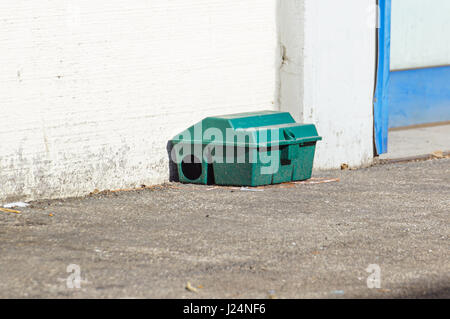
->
xmin=0 ymin=0 xmax=278 ymax=202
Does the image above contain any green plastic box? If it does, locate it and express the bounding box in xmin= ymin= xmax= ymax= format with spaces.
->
xmin=170 ymin=111 xmax=322 ymax=186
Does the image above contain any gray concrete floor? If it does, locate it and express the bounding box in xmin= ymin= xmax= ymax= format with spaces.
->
xmin=380 ymin=124 xmax=450 ymax=159
xmin=0 ymin=158 xmax=449 ymax=298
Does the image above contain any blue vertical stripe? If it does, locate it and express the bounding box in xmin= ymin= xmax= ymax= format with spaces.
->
xmin=374 ymin=0 xmax=391 ymax=154
xmin=374 ymin=0 xmax=450 ymax=152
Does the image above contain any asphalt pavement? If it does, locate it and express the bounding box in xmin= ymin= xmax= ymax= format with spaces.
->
xmin=0 ymin=158 xmax=449 ymax=298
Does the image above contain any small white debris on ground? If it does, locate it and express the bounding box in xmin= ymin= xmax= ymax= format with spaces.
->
xmin=3 ymin=202 xmax=30 ymax=208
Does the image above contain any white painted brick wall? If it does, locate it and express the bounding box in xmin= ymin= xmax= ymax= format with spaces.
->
xmin=302 ymin=0 xmax=375 ymax=169
xmin=0 ymin=0 xmax=278 ymax=202
xmin=279 ymin=0 xmax=375 ymax=169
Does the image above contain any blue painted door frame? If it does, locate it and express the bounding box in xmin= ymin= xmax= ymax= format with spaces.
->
xmin=374 ymin=0 xmax=450 ymax=155
xmin=374 ymin=0 xmax=391 ymax=154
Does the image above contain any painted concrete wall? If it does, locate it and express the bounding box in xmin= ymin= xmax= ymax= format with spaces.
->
xmin=391 ymin=0 xmax=450 ymax=71
xmin=1 ymin=0 xmax=377 ymax=202
xmin=280 ymin=0 xmax=376 ymax=169
xmin=277 ymin=0 xmax=305 ymax=122
xmin=0 ymin=0 xmax=278 ymax=202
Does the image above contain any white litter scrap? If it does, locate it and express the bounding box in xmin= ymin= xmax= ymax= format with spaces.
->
xmin=3 ymin=202 xmax=30 ymax=208
xmin=240 ymin=187 xmax=264 ymax=192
